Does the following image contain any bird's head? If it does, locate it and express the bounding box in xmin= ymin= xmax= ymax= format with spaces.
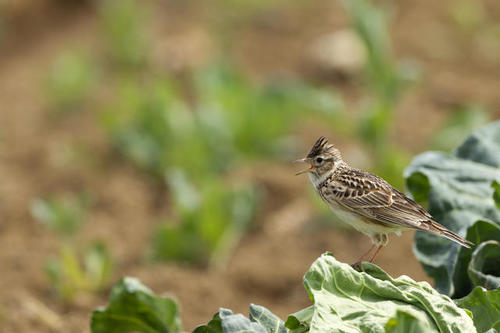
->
xmin=295 ymin=137 xmax=343 ymax=179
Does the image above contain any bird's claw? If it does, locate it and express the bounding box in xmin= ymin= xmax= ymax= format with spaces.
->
xmin=351 ymin=261 xmax=365 ymax=272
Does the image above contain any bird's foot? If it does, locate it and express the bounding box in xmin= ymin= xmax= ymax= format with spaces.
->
xmin=351 ymin=261 xmax=365 ymax=272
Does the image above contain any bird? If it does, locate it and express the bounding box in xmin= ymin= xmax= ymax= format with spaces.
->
xmin=295 ymin=136 xmax=473 ymax=267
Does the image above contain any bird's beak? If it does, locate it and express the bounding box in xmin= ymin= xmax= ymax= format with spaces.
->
xmin=294 ymin=158 xmax=312 ymax=175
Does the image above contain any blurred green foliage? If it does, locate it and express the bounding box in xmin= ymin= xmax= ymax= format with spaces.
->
xmin=43 ymin=0 xmax=489 ymax=271
xmin=45 ymin=51 xmax=96 ymax=113
xmin=31 ymin=194 xmax=113 ymax=300
xmin=31 ymin=193 xmax=92 ymax=237
xmin=431 ymin=104 xmax=489 ymax=151
xmin=99 ymin=0 xmax=148 ymax=67
xmin=192 ymin=64 xmax=343 ymax=161
xmin=343 ymin=0 xmax=403 ymax=103
xmin=102 ymin=65 xmax=342 ymax=178
xmin=95 ymin=0 xmax=344 ymax=267
xmin=45 ymin=241 xmax=113 ymax=300
xmin=342 ymin=0 xmax=418 ymax=188
xmin=102 ymin=79 xmax=184 ymax=178
xmin=152 ymin=170 xmax=258 ymax=266
xmin=45 ymin=0 xmax=420 ymax=268
xmin=101 ymin=63 xmax=342 ymax=265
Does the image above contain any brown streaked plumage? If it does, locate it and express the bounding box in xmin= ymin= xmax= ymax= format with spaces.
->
xmin=295 ymin=137 xmax=473 ymax=266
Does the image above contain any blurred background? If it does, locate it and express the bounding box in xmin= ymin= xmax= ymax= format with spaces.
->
xmin=1 ymin=0 xmax=499 ymax=331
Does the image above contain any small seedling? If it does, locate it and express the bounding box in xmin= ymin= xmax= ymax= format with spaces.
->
xmin=45 ymin=51 xmax=95 ymax=114
xmin=31 ymin=193 xmax=92 ymax=237
xmin=99 ymin=0 xmax=148 ymax=67
xmin=45 ymin=242 xmax=113 ymax=300
xmin=31 ymin=193 xmax=113 ymax=300
xmin=151 ymin=169 xmax=258 ymax=266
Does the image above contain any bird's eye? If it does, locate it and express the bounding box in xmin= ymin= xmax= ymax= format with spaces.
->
xmin=315 ymin=157 xmax=323 ymax=164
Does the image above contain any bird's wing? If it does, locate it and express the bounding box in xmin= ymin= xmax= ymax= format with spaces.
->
xmin=321 ymin=169 xmax=432 ymax=230
xmin=367 ymin=189 xmax=432 ymax=227
xmin=369 ymin=190 xmax=473 ymax=247
xmin=321 ymin=169 xmax=473 ymax=247
xmin=321 ymin=169 xmax=394 ymax=208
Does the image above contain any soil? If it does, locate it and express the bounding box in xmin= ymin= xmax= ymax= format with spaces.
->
xmin=0 ymin=1 xmax=499 ymax=332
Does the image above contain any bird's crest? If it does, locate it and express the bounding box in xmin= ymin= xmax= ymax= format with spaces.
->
xmin=307 ymin=137 xmax=342 ymax=160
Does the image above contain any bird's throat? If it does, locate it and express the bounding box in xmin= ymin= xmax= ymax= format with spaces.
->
xmin=309 ymin=168 xmax=334 ymax=189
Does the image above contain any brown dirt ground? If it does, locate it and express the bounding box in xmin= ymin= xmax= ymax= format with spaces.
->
xmin=1 ymin=1 xmax=500 ymax=332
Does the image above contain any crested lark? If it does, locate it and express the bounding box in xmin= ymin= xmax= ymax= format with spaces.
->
xmin=296 ymin=137 xmax=473 ymax=266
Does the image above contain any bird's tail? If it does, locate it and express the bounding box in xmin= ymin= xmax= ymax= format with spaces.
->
xmin=426 ymin=220 xmax=474 ymax=248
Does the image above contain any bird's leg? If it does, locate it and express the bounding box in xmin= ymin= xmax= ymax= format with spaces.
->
xmin=368 ymin=245 xmax=384 ymax=263
xmin=351 ymin=244 xmax=375 ymax=271
xmin=367 ymin=234 xmax=388 ymax=264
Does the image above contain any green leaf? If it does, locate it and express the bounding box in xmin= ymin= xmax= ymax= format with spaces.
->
xmin=285 ymin=306 xmax=313 ymax=333
xmin=91 ymin=277 xmax=181 ymax=333
xmin=404 ymin=171 xmax=430 ymax=204
xmin=193 ymin=307 xmax=281 ymax=333
xmin=452 ymin=221 xmax=500 ymax=300
xmin=290 ymin=253 xmax=475 ymax=333
xmin=468 ymin=240 xmax=500 ymax=290
xmin=192 ymin=311 xmax=223 ymax=333
xmin=405 ymin=121 xmax=500 ymax=297
xmin=492 ymin=181 xmax=500 ymax=210
xmin=249 ymin=304 xmax=288 ymax=333
xmin=217 ymin=308 xmax=267 ymax=333
xmin=384 ymin=310 xmax=434 ymax=333
xmin=455 ymin=287 xmax=500 ymax=333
